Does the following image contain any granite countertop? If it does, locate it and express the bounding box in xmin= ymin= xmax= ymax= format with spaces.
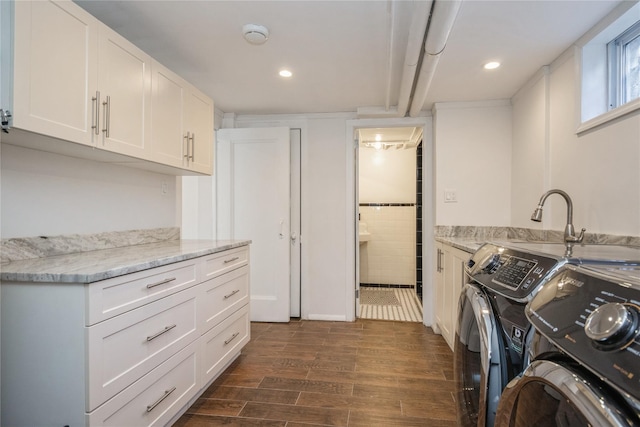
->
xmin=435 ymin=237 xmax=484 ymax=253
xmin=0 ymin=239 xmax=251 ymax=283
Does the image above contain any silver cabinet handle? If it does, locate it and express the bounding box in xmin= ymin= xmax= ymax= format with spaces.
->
xmin=224 ymin=289 xmax=240 ymax=299
xmin=146 ymin=277 xmax=176 ymax=289
xmin=102 ymin=95 xmax=110 ymax=138
xmin=224 ymin=332 xmax=240 ymax=345
xmin=146 ymin=324 xmax=176 ymax=342
xmin=91 ymin=91 xmax=100 ymax=135
xmin=183 ymin=132 xmax=190 ymax=160
xmin=223 ymin=256 xmax=240 ymax=264
xmin=189 ymin=133 xmax=195 ymax=161
xmin=436 ymin=249 xmax=442 ymax=272
xmin=146 ymin=386 xmax=176 ymax=413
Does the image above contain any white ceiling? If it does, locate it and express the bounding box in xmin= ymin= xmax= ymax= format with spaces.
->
xmin=75 ymin=0 xmax=625 ymax=116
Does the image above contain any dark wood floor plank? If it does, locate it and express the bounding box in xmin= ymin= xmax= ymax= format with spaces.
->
xmin=348 ymin=410 xmax=457 ymax=427
xmin=239 ymin=402 xmax=350 ymax=426
xmin=259 ymin=376 xmax=354 ymax=395
xmin=184 ymin=398 xmax=246 ymax=417
xmin=173 ymin=413 xmax=286 ymax=427
xmin=401 ymin=395 xmax=457 ymax=420
xmin=174 ymin=319 xmax=456 ymax=426
xmin=200 ymin=385 xmax=300 ymax=404
xmin=297 ymin=391 xmax=402 ymax=415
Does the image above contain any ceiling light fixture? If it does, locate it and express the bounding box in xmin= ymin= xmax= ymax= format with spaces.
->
xmin=242 ymin=24 xmax=269 ymax=45
xmin=279 ymin=69 xmax=293 ymax=78
xmin=484 ymin=61 xmax=501 ymax=70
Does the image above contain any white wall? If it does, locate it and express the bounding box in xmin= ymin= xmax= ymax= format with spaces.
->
xmin=359 ymin=147 xmax=416 ymax=203
xmin=432 ymin=100 xmax=513 ymax=226
xmin=511 ymin=69 xmax=549 ymax=228
xmin=1 ymin=144 xmax=178 ymax=238
xmin=359 ymin=205 xmax=415 ymax=286
xmin=512 ymin=49 xmax=640 ymax=236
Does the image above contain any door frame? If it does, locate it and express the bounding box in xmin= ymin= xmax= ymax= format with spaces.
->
xmin=345 ymin=117 xmax=433 ymax=324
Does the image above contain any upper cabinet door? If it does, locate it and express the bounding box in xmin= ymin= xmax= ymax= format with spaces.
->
xmin=97 ymin=25 xmax=151 ymax=159
xmin=184 ymin=86 xmax=214 ymax=175
xmin=13 ymin=0 xmax=99 ymax=145
xmin=151 ymin=61 xmax=186 ymax=168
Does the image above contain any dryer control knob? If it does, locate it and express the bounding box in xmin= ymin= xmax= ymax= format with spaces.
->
xmin=584 ymin=303 xmax=639 ymax=349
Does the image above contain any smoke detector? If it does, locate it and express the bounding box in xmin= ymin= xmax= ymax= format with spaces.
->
xmin=243 ymin=24 xmax=269 ymax=45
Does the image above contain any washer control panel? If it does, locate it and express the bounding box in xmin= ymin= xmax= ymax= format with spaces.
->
xmin=527 ymin=265 xmax=640 ymax=401
xmin=467 ymin=243 xmax=559 ymax=300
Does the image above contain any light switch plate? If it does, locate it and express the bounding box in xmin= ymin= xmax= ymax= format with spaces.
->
xmin=444 ymin=189 xmax=457 ymax=203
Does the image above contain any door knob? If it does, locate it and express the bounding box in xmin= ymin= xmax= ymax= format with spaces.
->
xmin=291 ymin=231 xmax=298 ymax=243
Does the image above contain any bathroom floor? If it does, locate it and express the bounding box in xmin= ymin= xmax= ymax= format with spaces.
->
xmin=359 ymin=286 xmax=423 ymax=322
xmin=174 ymin=319 xmax=456 ymax=426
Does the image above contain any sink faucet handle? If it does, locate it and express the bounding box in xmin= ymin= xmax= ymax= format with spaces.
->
xmin=566 ymin=227 xmax=586 ymax=244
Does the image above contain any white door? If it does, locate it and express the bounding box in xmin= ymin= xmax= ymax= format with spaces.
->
xmin=217 ymin=127 xmax=291 ymax=322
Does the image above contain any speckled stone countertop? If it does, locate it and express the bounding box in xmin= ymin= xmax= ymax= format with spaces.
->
xmin=0 ymin=239 xmax=251 ymax=283
xmin=435 ymin=225 xmax=640 ymax=254
xmin=435 ymin=237 xmax=483 ymax=253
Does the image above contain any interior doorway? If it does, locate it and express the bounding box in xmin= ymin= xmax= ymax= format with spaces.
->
xmin=356 ymin=126 xmax=423 ymax=322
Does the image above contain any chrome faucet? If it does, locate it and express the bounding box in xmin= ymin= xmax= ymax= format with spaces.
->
xmin=531 ymin=189 xmax=586 ymax=245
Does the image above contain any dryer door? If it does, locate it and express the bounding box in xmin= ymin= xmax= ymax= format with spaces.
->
xmin=454 ymin=283 xmax=502 ymax=427
xmin=496 ymin=359 xmax=638 ymax=427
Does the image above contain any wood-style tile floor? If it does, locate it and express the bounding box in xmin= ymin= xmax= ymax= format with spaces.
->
xmin=173 ymin=319 xmax=456 ymax=426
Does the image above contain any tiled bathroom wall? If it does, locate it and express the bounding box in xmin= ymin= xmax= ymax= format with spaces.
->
xmin=359 ymin=205 xmax=416 ymax=286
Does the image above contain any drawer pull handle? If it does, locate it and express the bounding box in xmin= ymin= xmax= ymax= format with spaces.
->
xmin=146 ymin=386 xmax=176 ymax=413
xmin=223 ymin=256 xmax=240 ymax=264
xmin=224 ymin=289 xmax=240 ymax=299
xmin=224 ymin=332 xmax=240 ymax=345
xmin=146 ymin=277 xmax=177 ymax=289
xmin=146 ymin=324 xmax=177 ymax=342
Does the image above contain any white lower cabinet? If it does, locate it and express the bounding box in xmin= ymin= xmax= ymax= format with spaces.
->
xmin=434 ymin=241 xmax=471 ymax=350
xmin=201 ymin=305 xmax=250 ymax=385
xmin=87 ymin=285 xmax=200 ymax=411
xmin=88 ymin=340 xmax=200 ymax=427
xmin=0 ymin=245 xmax=250 ymax=427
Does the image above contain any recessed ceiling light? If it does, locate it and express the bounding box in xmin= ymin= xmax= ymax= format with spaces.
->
xmin=279 ymin=69 xmax=293 ymax=78
xmin=484 ymin=61 xmax=501 ymax=70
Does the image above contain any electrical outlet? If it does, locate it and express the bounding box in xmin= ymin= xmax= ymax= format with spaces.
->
xmin=161 ymin=181 xmax=168 ymax=195
xmin=444 ymin=189 xmax=457 ymax=203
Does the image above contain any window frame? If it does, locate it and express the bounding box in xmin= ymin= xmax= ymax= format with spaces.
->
xmin=607 ymin=20 xmax=640 ymax=110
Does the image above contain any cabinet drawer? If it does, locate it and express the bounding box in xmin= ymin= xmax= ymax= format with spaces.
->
xmin=199 ymin=265 xmax=249 ymax=332
xmin=201 ymin=246 xmax=249 ymax=281
xmin=87 ymin=259 xmax=199 ymax=325
xmin=200 ymin=305 xmax=250 ymax=385
xmin=87 ymin=286 xmax=199 ymax=411
xmin=88 ymin=340 xmax=199 ymax=427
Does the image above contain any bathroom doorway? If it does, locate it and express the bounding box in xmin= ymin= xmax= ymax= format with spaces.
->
xmin=357 ymin=127 xmax=423 ymax=322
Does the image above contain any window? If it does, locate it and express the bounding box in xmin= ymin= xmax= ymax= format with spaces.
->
xmin=608 ymin=21 xmax=640 ymax=109
xmin=578 ymin=2 xmax=640 ymax=133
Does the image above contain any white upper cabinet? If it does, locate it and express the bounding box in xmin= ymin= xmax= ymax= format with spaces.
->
xmin=184 ymin=85 xmax=214 ymax=174
xmin=151 ymin=61 xmax=214 ymax=175
xmin=151 ymin=61 xmax=186 ymax=168
xmin=96 ymin=26 xmax=151 ymax=158
xmin=12 ymin=0 xmax=99 ymax=145
xmin=8 ymin=0 xmax=213 ymax=175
